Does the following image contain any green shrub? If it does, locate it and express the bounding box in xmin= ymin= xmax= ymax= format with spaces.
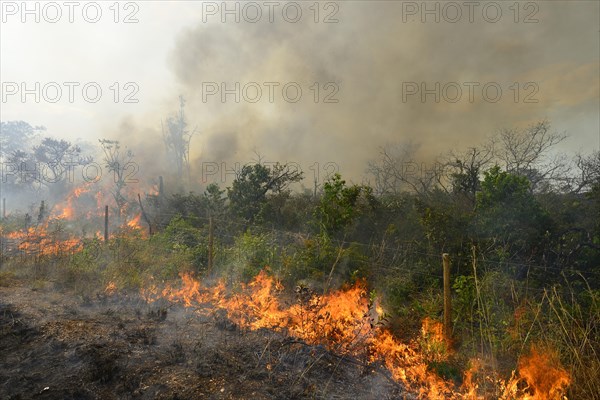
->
xmin=222 ymin=230 xmax=277 ymax=282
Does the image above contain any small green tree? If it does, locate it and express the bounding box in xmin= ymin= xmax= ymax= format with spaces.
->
xmin=476 ymin=166 xmax=533 ymax=208
xmin=475 ymin=166 xmax=552 ymax=260
xmin=204 ymin=183 xmax=226 ymax=218
xmin=227 ymin=162 xmax=303 ymax=223
xmin=315 ymin=173 xmax=376 ymax=235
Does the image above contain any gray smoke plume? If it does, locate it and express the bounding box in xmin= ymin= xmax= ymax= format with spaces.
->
xmin=159 ymin=1 xmax=598 ymax=185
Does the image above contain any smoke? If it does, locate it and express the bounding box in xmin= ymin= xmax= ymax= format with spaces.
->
xmin=2 ymin=1 xmax=598 ymax=194
xmin=157 ymin=1 xmax=598 ymax=184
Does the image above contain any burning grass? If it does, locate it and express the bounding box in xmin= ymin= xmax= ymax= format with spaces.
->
xmin=0 ymin=281 xmax=408 ymax=399
xmin=0 ymin=217 xmax=587 ymax=399
xmin=140 ymin=270 xmax=573 ymax=399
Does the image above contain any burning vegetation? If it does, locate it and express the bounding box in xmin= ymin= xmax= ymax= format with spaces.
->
xmin=1 ymin=119 xmax=598 ymax=399
xmin=138 ymin=270 xmax=573 ymax=399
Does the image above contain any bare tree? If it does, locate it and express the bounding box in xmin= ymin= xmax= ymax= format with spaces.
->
xmin=162 ymin=96 xmax=195 ymax=185
xmin=367 ymin=120 xmax=572 ymax=198
xmin=99 ymin=139 xmax=135 ymax=221
xmin=444 ymin=143 xmax=496 ymax=203
xmin=495 ymin=120 xmax=568 ymax=191
xmin=366 ymin=142 xmax=441 ymax=196
xmin=569 ymin=151 xmax=600 ymax=194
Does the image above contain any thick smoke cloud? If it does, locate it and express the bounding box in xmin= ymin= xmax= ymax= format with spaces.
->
xmin=2 ymin=1 xmax=598 ymax=192
xmin=161 ymin=1 xmax=599 ymax=184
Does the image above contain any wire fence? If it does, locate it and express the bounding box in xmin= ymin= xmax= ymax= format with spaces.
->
xmin=1 ymin=208 xmax=598 ymax=292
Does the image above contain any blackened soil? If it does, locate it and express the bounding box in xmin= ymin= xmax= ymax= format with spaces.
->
xmin=0 ymin=283 xmax=409 ymax=400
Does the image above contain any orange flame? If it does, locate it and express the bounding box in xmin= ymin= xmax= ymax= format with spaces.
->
xmin=127 ymin=214 xmax=143 ymax=230
xmin=517 ymin=346 xmax=570 ymax=400
xmin=461 ymin=359 xmax=483 ymax=400
xmin=52 ymin=183 xmax=94 ymax=220
xmin=5 ymin=225 xmax=82 ymax=256
xmin=105 ymin=281 xmax=117 ymax=295
xmin=143 ymin=271 xmax=464 ymax=398
xmin=140 ymin=270 xmax=572 ymax=399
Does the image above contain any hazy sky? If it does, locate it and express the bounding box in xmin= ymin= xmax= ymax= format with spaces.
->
xmin=1 ymin=0 xmax=599 ymax=185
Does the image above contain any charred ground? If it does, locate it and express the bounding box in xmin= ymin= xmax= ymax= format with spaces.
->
xmin=1 ymin=120 xmax=597 ymax=399
xmin=0 ymin=281 xmax=407 ymax=400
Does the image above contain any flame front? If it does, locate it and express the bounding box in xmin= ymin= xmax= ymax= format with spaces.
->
xmin=4 ymin=225 xmax=81 ymax=256
xmin=516 ymin=346 xmax=570 ymax=400
xmin=141 ymin=270 xmax=572 ymax=399
xmin=53 ymin=183 xmax=94 ymax=220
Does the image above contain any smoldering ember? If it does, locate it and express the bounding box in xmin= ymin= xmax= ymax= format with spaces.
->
xmin=1 ymin=2 xmax=598 ymax=400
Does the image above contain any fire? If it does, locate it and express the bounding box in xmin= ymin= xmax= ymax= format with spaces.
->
xmin=5 ymin=230 xmax=25 ymax=240
xmin=420 ymin=317 xmax=448 ymax=361
xmin=461 ymin=359 xmax=483 ymax=400
xmin=0 ymin=179 xmax=158 ymax=258
xmin=73 ymin=185 xmax=91 ymax=198
xmin=141 ymin=270 xmax=572 ymax=399
xmin=127 ymin=214 xmax=143 ymax=230
xmin=162 ymin=273 xmax=202 ymax=307
xmin=20 ymin=232 xmax=81 ymax=256
xmin=0 ymin=178 xmax=574 ymax=398
xmin=3 ymin=225 xmax=82 ymax=256
xmin=516 ymin=346 xmax=570 ymax=400
xmin=105 ymin=281 xmax=117 ymax=295
xmin=147 ymin=184 xmax=159 ymax=196
xmin=462 ymin=347 xmax=571 ymax=400
xmin=287 ymin=282 xmax=373 ymax=352
xmin=221 ymin=270 xmax=289 ymax=331
xmin=56 ymin=198 xmax=75 ymax=220
xmin=143 ymin=271 xmax=456 ymax=398
xmin=53 ymin=183 xmax=94 ymax=220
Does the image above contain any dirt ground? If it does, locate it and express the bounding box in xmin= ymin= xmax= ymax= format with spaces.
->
xmin=0 ymin=281 xmax=412 ymax=400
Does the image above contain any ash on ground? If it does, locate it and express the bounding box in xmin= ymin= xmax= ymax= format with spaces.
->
xmin=0 ymin=283 xmax=411 ymax=399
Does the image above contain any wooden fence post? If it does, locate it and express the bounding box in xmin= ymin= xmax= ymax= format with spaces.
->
xmin=443 ymin=253 xmax=452 ymax=340
xmin=104 ymin=205 xmax=109 ymax=243
xmin=208 ymin=216 xmax=214 ymax=273
xmin=137 ymin=193 xmax=152 ymax=235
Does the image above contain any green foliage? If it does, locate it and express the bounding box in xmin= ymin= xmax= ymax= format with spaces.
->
xmin=165 ymin=184 xmax=226 ymax=227
xmin=453 ymin=275 xmax=476 ymax=323
xmin=315 ymin=173 xmax=377 ymax=235
xmin=280 ymin=232 xmax=336 ymax=284
xmin=228 ymin=163 xmax=303 ymax=223
xmin=475 ymin=166 xmax=552 ymax=255
xmin=589 ymin=180 xmax=600 ymax=240
xmin=428 ymin=361 xmax=461 ymax=382
xmin=476 ymin=166 xmax=532 ymax=209
xmin=163 ymin=215 xmax=201 ymax=248
xmin=416 ymin=199 xmax=455 ymax=247
xmin=160 ymin=216 xmax=209 ymax=274
xmin=413 ymin=186 xmax=476 ymax=258
xmin=225 ymin=231 xmax=278 ymax=282
xmin=204 ymin=183 xmax=227 ymax=217
xmin=270 ymin=232 xmax=370 ymax=290
xmin=3 ymin=120 xmax=599 ymax=398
